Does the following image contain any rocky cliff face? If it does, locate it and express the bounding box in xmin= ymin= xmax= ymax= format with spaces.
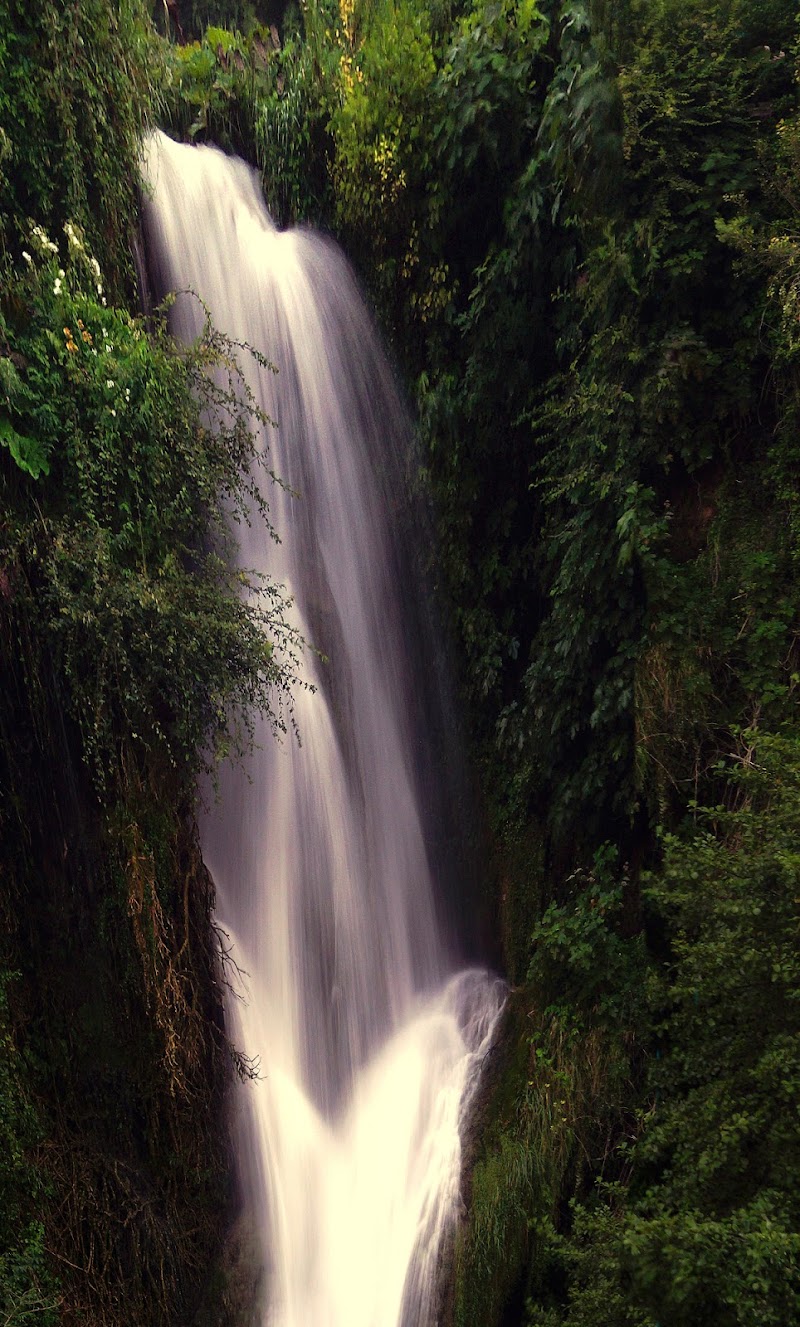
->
xmin=0 ymin=606 xmax=240 ymax=1325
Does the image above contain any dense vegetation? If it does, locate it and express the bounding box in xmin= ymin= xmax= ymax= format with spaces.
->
xmin=157 ymin=0 xmax=800 ymax=1322
xmin=0 ymin=3 xmax=297 ymax=1322
xmin=2 ymin=0 xmax=800 ymax=1323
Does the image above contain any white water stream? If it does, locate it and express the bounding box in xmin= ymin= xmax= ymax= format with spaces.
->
xmin=142 ymin=131 xmax=504 ymax=1327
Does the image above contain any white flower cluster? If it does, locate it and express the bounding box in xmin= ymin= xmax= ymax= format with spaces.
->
xmin=63 ymin=221 xmax=105 ymax=301
xmin=23 ymin=221 xmax=106 ymax=305
xmin=31 ymin=224 xmax=59 ymax=257
xmin=89 ymin=252 xmax=104 ymax=300
xmin=63 ymin=220 xmax=84 ymax=254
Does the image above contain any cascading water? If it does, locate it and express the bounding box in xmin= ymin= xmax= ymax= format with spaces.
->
xmin=142 ymin=130 xmax=505 ymax=1327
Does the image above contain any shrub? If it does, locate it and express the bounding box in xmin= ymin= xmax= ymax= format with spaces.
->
xmin=1 ymin=222 xmax=301 ymax=794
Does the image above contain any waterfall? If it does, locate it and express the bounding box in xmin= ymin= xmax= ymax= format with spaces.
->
xmin=142 ymin=130 xmax=504 ymax=1327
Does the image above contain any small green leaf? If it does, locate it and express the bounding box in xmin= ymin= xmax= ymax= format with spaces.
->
xmin=0 ymin=416 xmax=50 ymax=479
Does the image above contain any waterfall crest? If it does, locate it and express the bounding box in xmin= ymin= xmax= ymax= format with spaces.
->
xmin=142 ymin=130 xmax=504 ymax=1327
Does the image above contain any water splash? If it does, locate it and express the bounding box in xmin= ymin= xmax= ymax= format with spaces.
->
xmin=142 ymin=130 xmax=504 ymax=1327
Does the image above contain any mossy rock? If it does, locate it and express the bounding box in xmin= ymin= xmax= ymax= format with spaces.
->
xmin=451 ymin=991 xmax=541 ymax=1327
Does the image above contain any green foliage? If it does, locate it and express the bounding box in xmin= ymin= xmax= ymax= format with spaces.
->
xmin=254 ymin=13 xmax=337 ymax=224
xmin=512 ymin=0 xmax=793 ymax=835
xmin=457 ymin=839 xmax=649 ymax=1326
xmin=642 ymin=736 xmax=800 ymax=1219
xmin=530 ymin=732 xmax=800 ymax=1326
xmin=158 ymin=23 xmax=266 ymax=153
xmin=0 ymin=0 xmax=156 ymax=295
xmin=0 ymin=415 xmax=49 ymax=479
xmin=526 ymin=1192 xmax=657 ymax=1327
xmin=328 ymin=0 xmax=436 ymax=270
xmin=1 ymin=224 xmax=300 ymax=794
xmin=0 ymin=1225 xmax=58 ymax=1327
xmin=0 ymin=974 xmax=59 ymax=1327
xmin=155 ymin=18 xmax=335 ymax=225
xmin=528 ymin=846 xmax=649 ymax=1026
xmin=456 ymin=973 xmax=647 ymax=1327
xmin=635 ymin=467 xmax=800 ymax=821
xmin=453 ymin=998 xmax=540 ymax=1327
xmin=455 ymin=1129 xmax=537 ymax=1327
xmin=409 ymin=0 xmax=553 ymax=727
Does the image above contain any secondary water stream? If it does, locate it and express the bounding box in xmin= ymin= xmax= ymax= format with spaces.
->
xmin=142 ymin=130 xmax=504 ymax=1327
